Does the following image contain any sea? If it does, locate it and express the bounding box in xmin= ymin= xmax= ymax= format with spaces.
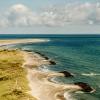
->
xmin=0 ymin=34 xmax=100 ymax=100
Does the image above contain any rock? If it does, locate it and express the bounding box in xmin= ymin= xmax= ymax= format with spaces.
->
xmin=23 ymin=50 xmax=32 ymax=52
xmin=44 ymin=56 xmax=49 ymax=60
xmin=59 ymin=71 xmax=73 ymax=77
xmin=35 ymin=51 xmax=56 ymax=64
xmin=35 ymin=51 xmax=50 ymax=60
xmin=74 ymin=82 xmax=93 ymax=92
xmin=49 ymin=60 xmax=56 ymax=65
xmin=35 ymin=51 xmax=44 ymax=56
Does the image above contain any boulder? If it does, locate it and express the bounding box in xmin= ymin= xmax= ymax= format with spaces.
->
xmin=35 ymin=51 xmax=50 ymax=60
xmin=24 ymin=50 xmax=32 ymax=52
xmin=49 ymin=60 xmax=56 ymax=65
xmin=74 ymin=82 xmax=93 ymax=92
xmin=59 ymin=71 xmax=73 ymax=77
xmin=44 ymin=56 xmax=49 ymax=60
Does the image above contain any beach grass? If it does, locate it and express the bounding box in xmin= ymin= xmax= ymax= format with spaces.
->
xmin=0 ymin=49 xmax=37 ymax=100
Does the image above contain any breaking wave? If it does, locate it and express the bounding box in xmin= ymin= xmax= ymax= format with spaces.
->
xmin=82 ymin=72 xmax=100 ymax=77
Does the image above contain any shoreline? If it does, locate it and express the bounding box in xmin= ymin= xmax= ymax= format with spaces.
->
xmin=0 ymin=38 xmax=50 ymax=47
xmin=22 ymin=51 xmax=82 ymax=100
xmin=0 ymin=39 xmax=95 ymax=100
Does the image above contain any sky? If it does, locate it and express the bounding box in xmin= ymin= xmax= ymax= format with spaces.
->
xmin=0 ymin=0 xmax=100 ymax=34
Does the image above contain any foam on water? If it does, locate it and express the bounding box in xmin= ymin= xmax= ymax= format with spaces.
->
xmin=82 ymin=72 xmax=100 ymax=77
xmin=64 ymin=92 xmax=77 ymax=100
xmin=39 ymin=65 xmax=51 ymax=72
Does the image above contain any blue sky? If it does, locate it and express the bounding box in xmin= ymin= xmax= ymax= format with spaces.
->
xmin=0 ymin=0 xmax=100 ymax=34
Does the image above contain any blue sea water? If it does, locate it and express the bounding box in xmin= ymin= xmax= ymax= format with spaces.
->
xmin=1 ymin=34 xmax=100 ymax=100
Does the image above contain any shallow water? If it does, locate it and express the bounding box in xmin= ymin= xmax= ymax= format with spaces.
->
xmin=2 ymin=34 xmax=100 ymax=100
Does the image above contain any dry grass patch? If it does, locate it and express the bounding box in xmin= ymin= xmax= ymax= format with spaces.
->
xmin=0 ymin=49 xmax=37 ymax=100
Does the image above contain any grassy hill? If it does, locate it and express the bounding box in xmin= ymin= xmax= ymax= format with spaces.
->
xmin=0 ymin=49 xmax=36 ymax=100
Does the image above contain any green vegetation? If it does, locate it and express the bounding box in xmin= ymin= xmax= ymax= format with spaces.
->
xmin=0 ymin=49 xmax=36 ymax=100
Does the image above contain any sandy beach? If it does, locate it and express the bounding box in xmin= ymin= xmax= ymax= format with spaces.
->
xmin=0 ymin=39 xmax=49 ymax=46
xmin=22 ymin=51 xmax=82 ymax=100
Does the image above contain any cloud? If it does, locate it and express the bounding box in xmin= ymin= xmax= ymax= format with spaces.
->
xmin=0 ymin=3 xmax=100 ymax=28
xmin=5 ymin=4 xmax=41 ymax=26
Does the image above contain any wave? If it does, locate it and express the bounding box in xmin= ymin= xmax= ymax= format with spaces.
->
xmin=38 ymin=65 xmax=51 ymax=72
xmin=82 ymin=72 xmax=100 ymax=77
